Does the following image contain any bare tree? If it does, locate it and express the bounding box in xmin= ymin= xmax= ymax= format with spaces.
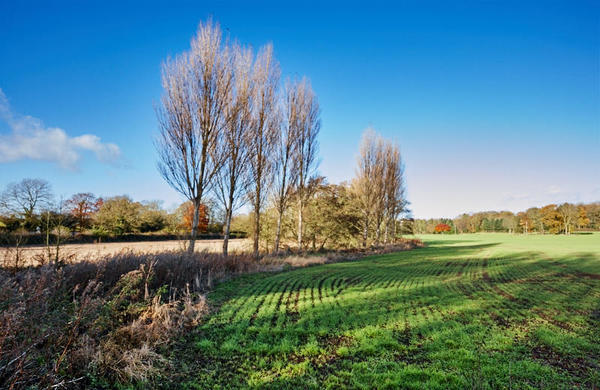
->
xmin=272 ymin=81 xmax=303 ymax=253
xmin=0 ymin=178 xmax=53 ymax=221
xmin=214 ymin=43 xmax=253 ymax=256
xmin=352 ymin=129 xmax=379 ymax=247
xmin=247 ymin=44 xmax=280 ymax=258
xmin=65 ymin=192 xmax=101 ymax=232
xmin=291 ymin=78 xmax=320 ymax=250
xmin=352 ymin=130 xmax=406 ymax=247
xmin=371 ymin=137 xmax=387 ymax=245
xmin=156 ymin=19 xmax=233 ymax=252
xmin=0 ymin=179 xmax=53 ymax=269
xmin=557 ymin=203 xmax=577 ymax=235
xmin=43 ymin=197 xmax=69 ymax=265
xmin=383 ymin=142 xmax=405 ymax=243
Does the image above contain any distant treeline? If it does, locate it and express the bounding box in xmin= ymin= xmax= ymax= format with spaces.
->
xmin=413 ymin=202 xmax=599 ymax=234
xmin=0 ymin=178 xmax=238 ymax=247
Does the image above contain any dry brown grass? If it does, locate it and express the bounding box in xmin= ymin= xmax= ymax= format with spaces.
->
xmin=263 ymin=255 xmax=328 ymax=268
xmin=0 ymin=249 xmax=262 ymax=388
xmin=0 ymin=238 xmax=252 ymax=267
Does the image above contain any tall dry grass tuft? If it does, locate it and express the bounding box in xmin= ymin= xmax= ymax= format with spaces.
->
xmin=0 ymin=250 xmax=264 ymax=388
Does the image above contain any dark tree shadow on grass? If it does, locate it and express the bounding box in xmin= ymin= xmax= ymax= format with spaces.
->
xmin=171 ymin=240 xmax=600 ymax=389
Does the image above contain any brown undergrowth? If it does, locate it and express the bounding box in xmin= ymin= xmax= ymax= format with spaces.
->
xmin=0 ymin=251 xmax=260 ymax=388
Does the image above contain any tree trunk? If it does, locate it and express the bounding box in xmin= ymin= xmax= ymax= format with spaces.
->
xmin=274 ymin=158 xmax=288 ymax=254
xmin=45 ymin=212 xmax=51 ymax=263
xmin=384 ymin=218 xmax=389 ymax=244
xmin=319 ymin=237 xmax=328 ymax=251
xmin=297 ymin=197 xmax=303 ymax=251
xmin=188 ymin=200 xmax=200 ymax=253
xmin=253 ymin=206 xmax=260 ymax=259
xmin=274 ymin=208 xmax=283 ymax=253
xmin=223 ymin=206 xmax=232 ymax=256
xmin=54 ymin=228 xmax=61 ymax=264
xmin=362 ymin=216 xmax=368 ymax=248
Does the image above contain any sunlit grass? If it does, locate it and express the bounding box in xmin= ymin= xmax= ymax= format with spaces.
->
xmin=174 ymin=233 xmax=600 ymax=389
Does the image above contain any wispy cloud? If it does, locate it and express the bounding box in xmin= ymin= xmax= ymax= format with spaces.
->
xmin=0 ymin=89 xmax=121 ymax=170
xmin=547 ymin=185 xmax=562 ymax=195
xmin=494 ymin=183 xmax=599 ymax=216
xmin=502 ymin=192 xmax=531 ymax=202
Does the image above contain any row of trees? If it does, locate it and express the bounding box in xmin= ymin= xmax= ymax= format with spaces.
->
xmin=414 ymin=202 xmax=599 ymax=234
xmin=156 ymin=20 xmax=410 ymax=256
xmin=156 ymin=20 xmax=322 ymax=256
xmin=0 ymin=179 xmax=220 ymax=240
xmin=226 ymin=130 xmax=407 ymax=252
xmin=353 ymin=129 xmax=406 ymax=247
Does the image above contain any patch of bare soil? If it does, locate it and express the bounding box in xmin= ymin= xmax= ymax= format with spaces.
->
xmin=574 ymin=272 xmax=600 ymax=280
xmin=531 ymin=344 xmax=596 ymax=379
xmin=555 ymin=271 xmax=600 ymax=281
xmin=489 ymin=312 xmax=511 ymax=328
xmin=533 ymin=309 xmax=573 ymax=331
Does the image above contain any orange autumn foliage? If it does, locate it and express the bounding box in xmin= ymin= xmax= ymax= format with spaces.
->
xmin=434 ymin=223 xmax=451 ymax=233
xmin=182 ymin=202 xmax=209 ymax=233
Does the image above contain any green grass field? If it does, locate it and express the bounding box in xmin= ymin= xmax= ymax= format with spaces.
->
xmin=172 ymin=233 xmax=600 ymax=389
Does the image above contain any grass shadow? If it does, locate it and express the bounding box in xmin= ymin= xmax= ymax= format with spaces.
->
xmin=173 ymin=238 xmax=600 ymax=389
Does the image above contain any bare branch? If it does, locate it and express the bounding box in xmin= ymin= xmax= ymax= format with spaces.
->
xmin=247 ymin=43 xmax=281 ymax=257
xmin=155 ymin=19 xmax=234 ymax=252
xmin=291 ymin=78 xmax=321 ymax=249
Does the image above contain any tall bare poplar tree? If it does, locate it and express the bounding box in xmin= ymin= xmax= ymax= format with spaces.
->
xmin=156 ymin=20 xmax=233 ymax=252
xmin=352 ymin=129 xmax=379 ymax=247
xmin=272 ymin=81 xmax=303 ymax=253
xmin=371 ymin=137 xmax=387 ymax=245
xmin=353 ymin=129 xmax=406 ymax=246
xmin=292 ymin=78 xmax=320 ymax=250
xmin=383 ymin=142 xmax=405 ymax=243
xmin=215 ymin=43 xmax=253 ymax=256
xmin=247 ymin=44 xmax=280 ymax=258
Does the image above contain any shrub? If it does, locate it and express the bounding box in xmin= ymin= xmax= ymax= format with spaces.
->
xmin=434 ymin=223 xmax=452 ymax=233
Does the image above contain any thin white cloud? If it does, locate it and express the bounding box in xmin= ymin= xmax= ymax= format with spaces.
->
xmin=547 ymin=185 xmax=562 ymax=195
xmin=502 ymin=192 xmax=531 ymax=202
xmin=0 ymin=89 xmax=121 ymax=170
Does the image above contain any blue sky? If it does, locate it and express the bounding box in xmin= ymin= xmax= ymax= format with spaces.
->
xmin=1 ymin=1 xmax=598 ymax=218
